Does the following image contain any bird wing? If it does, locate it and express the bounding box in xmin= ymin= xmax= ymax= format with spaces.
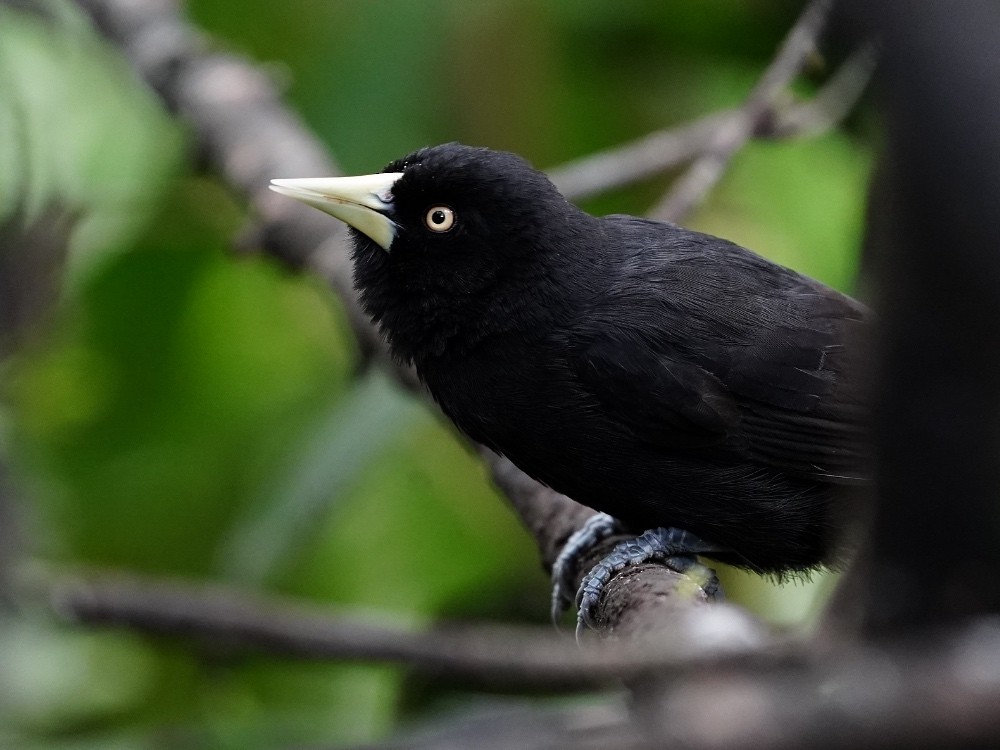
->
xmin=568 ymin=316 xmax=867 ymax=483
xmin=565 ymin=222 xmax=868 ymax=483
xmin=569 ymin=329 xmax=738 ymax=449
xmin=719 ymin=295 xmax=868 ymax=483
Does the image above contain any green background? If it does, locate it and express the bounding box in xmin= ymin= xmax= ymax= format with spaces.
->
xmin=0 ymin=1 xmax=870 ymax=747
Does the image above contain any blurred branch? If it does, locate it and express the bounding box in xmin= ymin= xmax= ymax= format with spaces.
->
xmin=0 ymin=207 xmax=77 ymax=601
xmin=0 ymin=462 xmax=16 ymax=604
xmin=653 ymin=0 xmax=835 ymax=223
xmin=73 ymin=0 xmax=384 ymax=362
xmin=346 ymin=701 xmax=645 ymax=750
xmin=548 ymin=110 xmax=733 ymax=202
xmin=758 ymin=43 xmax=876 ymax=140
xmin=40 ymin=569 xmax=773 ymax=689
xmin=0 ymin=208 xmax=75 ymax=360
xmin=35 ymin=569 xmax=1000 ymax=750
xmin=550 ymin=39 xmax=873 ymax=204
xmin=355 ymin=621 xmax=1000 ymax=750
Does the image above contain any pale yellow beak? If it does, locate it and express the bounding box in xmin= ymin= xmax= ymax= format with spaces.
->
xmin=269 ymin=172 xmax=404 ymax=250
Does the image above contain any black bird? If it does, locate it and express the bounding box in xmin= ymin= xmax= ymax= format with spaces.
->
xmin=271 ymin=143 xmax=869 ymax=625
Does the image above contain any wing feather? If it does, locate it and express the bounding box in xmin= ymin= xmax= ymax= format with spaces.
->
xmin=566 ymin=216 xmax=869 ymax=484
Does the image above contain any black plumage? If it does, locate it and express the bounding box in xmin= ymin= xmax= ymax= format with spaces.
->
xmin=274 ymin=143 xmax=869 ymax=575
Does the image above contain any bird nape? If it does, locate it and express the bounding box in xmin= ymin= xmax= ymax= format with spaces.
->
xmin=270 ymin=142 xmax=869 ymax=630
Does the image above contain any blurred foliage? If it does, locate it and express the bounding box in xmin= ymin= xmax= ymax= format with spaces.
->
xmin=0 ymin=0 xmax=871 ymax=747
xmin=0 ymin=0 xmax=181 ymax=286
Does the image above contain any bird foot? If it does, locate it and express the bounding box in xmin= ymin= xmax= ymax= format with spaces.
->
xmin=551 ymin=513 xmax=624 ymax=625
xmin=551 ymin=518 xmax=725 ymax=638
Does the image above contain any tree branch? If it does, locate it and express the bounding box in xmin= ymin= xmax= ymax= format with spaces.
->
xmin=28 ymin=567 xmax=1000 ymax=749
xmin=549 ymin=39 xmax=873 ymax=204
xmin=347 ymin=701 xmax=645 ymax=750
xmin=548 ymin=110 xmax=734 ymax=202
xmin=355 ymin=622 xmax=1000 ymax=750
xmin=36 ymin=569 xmax=773 ymax=688
xmin=757 ymin=43 xmax=876 ymax=141
xmin=0 ymin=206 xmax=78 ymax=602
xmin=73 ymin=0 xmax=386 ymax=361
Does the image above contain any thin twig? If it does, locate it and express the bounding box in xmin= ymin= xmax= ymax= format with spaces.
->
xmin=758 ymin=43 xmax=876 ymax=140
xmin=652 ymin=0 xmax=833 ymax=222
xmin=548 ymin=110 xmax=735 ymax=202
xmin=548 ymin=4 xmax=872 ymax=208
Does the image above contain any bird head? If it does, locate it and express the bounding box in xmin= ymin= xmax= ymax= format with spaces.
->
xmin=271 ymin=143 xmax=588 ymax=362
xmin=271 ymin=142 xmax=569 ymax=255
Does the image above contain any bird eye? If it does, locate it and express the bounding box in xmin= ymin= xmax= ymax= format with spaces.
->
xmin=424 ymin=206 xmax=456 ymax=233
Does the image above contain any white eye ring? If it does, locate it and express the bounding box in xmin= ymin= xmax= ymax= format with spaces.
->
xmin=424 ymin=206 xmax=456 ymax=233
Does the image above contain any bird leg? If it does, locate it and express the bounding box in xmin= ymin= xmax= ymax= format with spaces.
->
xmin=551 ymin=512 xmax=625 ymax=625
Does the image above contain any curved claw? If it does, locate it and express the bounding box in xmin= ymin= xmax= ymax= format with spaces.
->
xmin=550 ymin=513 xmax=623 ymax=627
xmin=573 ymin=527 xmax=725 ymax=636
